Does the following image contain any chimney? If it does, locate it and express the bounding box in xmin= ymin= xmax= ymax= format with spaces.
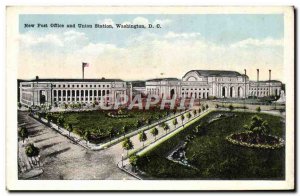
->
xmin=269 ymin=70 xmax=271 ymax=96
xmin=256 ymin=69 xmax=259 ymax=98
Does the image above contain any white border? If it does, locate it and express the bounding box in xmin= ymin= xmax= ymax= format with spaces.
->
xmin=5 ymin=6 xmax=294 ymax=191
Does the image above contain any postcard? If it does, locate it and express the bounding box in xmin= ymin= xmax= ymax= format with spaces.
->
xmin=6 ymin=6 xmax=294 ymax=191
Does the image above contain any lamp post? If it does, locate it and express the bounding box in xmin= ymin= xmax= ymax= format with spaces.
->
xmin=121 ymin=153 xmax=124 ymax=168
xmin=244 ymin=69 xmax=246 ymax=111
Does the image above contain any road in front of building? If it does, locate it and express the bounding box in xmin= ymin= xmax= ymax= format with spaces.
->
xmin=18 ymin=111 xmax=135 ymax=180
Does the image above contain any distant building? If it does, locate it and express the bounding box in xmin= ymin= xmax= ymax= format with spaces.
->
xmin=145 ymin=70 xmax=283 ymax=99
xmin=19 ymin=76 xmax=132 ymax=107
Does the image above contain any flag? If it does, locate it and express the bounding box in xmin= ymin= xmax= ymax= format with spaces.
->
xmin=82 ymin=62 xmax=89 ymax=68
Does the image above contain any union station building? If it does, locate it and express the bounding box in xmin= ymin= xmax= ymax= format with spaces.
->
xmin=145 ymin=70 xmax=283 ymax=99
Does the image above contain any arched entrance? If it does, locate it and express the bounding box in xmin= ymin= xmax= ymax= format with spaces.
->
xmin=222 ymin=87 xmax=227 ymax=98
xmin=230 ymin=86 xmax=235 ymax=98
xmin=238 ymin=87 xmax=243 ymax=98
xmin=40 ymin=90 xmax=46 ymax=104
xmin=170 ymin=89 xmax=175 ymax=99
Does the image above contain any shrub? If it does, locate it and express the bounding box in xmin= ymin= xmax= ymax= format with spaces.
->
xmin=256 ymin=106 xmax=261 ymax=113
xmin=25 ymin=143 xmax=40 ymax=157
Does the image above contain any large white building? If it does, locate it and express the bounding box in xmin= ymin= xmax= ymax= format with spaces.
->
xmin=19 ymin=70 xmax=283 ymax=107
xmin=19 ymin=76 xmax=132 ymax=107
xmin=146 ymin=70 xmax=282 ymax=99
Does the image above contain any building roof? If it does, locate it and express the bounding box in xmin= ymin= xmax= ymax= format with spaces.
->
xmin=146 ymin=78 xmax=180 ymax=82
xmin=130 ymin=80 xmax=146 ymax=87
xmin=183 ymin=70 xmax=243 ymax=78
xmin=19 ymin=78 xmax=124 ymax=82
xmin=250 ymin=80 xmax=282 ymax=84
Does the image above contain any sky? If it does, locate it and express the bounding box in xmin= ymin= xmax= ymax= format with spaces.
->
xmin=18 ymin=14 xmax=284 ymax=82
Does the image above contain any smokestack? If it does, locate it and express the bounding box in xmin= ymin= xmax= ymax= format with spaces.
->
xmin=256 ymin=69 xmax=259 ymax=98
xmin=244 ymin=69 xmax=247 ymax=99
xmin=269 ymin=70 xmax=271 ymax=96
xmin=36 ymin=76 xmax=39 ymax=80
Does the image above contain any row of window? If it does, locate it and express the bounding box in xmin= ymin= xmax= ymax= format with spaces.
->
xmin=53 ymin=89 xmax=110 ymax=97
xmin=54 ymin=97 xmax=110 ymax=102
xmin=53 ymin=84 xmax=111 ymax=88
xmin=182 ymin=88 xmax=209 ymax=91
xmin=182 ymin=92 xmax=209 ymax=99
xmin=250 ymin=87 xmax=272 ymax=91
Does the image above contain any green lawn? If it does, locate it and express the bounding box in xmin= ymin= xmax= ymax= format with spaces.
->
xmin=136 ymin=111 xmax=285 ymax=179
xmin=51 ymin=109 xmax=170 ymax=144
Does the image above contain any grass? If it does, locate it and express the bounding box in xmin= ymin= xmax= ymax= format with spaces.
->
xmin=136 ymin=111 xmax=285 ymax=179
xmin=51 ymin=109 xmax=169 ymax=144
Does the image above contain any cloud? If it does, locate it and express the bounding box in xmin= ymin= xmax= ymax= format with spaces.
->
xmin=18 ymin=30 xmax=284 ymax=82
xmin=230 ymin=37 xmax=283 ymax=48
xmin=164 ymin=31 xmax=202 ymax=39
xmin=97 ymin=18 xmax=114 ymax=26
xmin=19 ymin=30 xmax=89 ymax=52
xmin=19 ymin=33 xmax=64 ymax=48
xmin=153 ymin=19 xmax=172 ymax=26
xmin=132 ymin=17 xmax=150 ymax=26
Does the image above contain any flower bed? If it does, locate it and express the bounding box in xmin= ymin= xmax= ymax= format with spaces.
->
xmin=106 ymin=112 xmax=131 ymax=118
xmin=226 ymin=131 xmax=284 ymax=149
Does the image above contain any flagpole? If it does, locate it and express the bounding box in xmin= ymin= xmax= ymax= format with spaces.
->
xmin=82 ymin=63 xmax=84 ymax=79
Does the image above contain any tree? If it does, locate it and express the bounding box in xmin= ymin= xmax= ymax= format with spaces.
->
xmin=66 ymin=123 xmax=73 ymax=137
xmin=28 ymin=107 xmax=33 ymax=115
xmin=25 ymin=143 xmax=40 ymax=157
xmin=198 ymin=108 xmax=202 ymax=114
xmin=193 ymin=110 xmax=197 ymax=116
xmin=172 ymin=118 xmax=178 ymax=128
xmin=122 ymin=137 xmax=134 ymax=156
xmin=180 ymin=114 xmax=185 ymax=126
xmin=83 ymin=130 xmax=91 ymax=144
xmin=136 ymin=120 xmax=143 ymax=128
xmin=45 ymin=113 xmax=52 ymax=123
xmin=64 ymin=103 xmax=68 ymax=109
xmin=122 ymin=125 xmax=129 ymax=138
xmin=256 ymin=106 xmax=261 ymax=113
xmin=206 ymin=104 xmax=209 ymax=109
xmin=18 ymin=102 xmax=22 ymax=109
xmin=150 ymin=127 xmax=159 ymax=141
xmin=18 ymin=126 xmax=29 ymax=143
xmin=108 ymin=127 xmax=116 ymax=142
xmin=138 ymin=131 xmax=147 ymax=147
xmin=129 ymin=155 xmax=140 ymax=173
xmin=163 ymin=124 xmax=170 ymax=134
xmin=57 ymin=116 xmax=65 ymax=130
xmin=244 ymin=115 xmax=271 ymax=140
xmin=186 ymin=112 xmax=192 ymax=120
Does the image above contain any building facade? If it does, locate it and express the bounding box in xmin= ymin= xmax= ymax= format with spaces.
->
xmin=145 ymin=70 xmax=283 ymax=99
xmin=19 ymin=77 xmax=132 ymax=107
